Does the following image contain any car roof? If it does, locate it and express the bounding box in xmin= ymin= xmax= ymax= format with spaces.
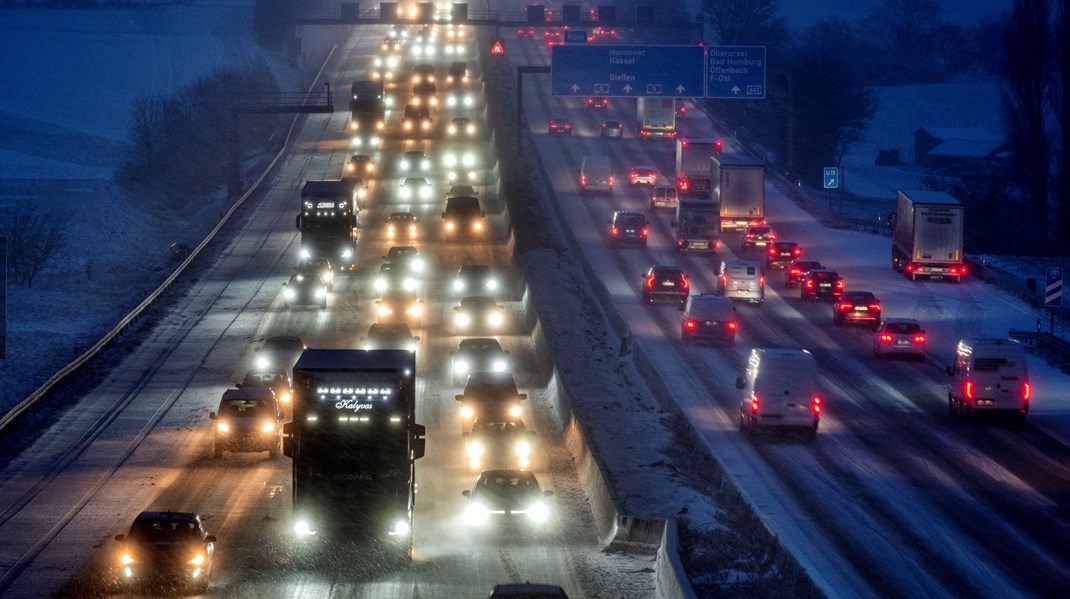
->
xmin=222 ymin=387 xmax=275 ymax=402
xmin=403 ymin=177 xmax=428 ymax=185
xmin=404 ymin=150 xmax=425 ymax=156
xmin=603 ymin=120 xmax=621 ymax=125
xmin=369 ymin=322 xmax=414 ymax=336
xmin=842 ymin=291 xmax=877 ymax=300
xmin=460 ymin=295 xmax=497 ymax=306
xmin=132 ymin=511 xmax=203 ymax=526
xmin=389 ymin=211 xmax=417 ymax=219
xmin=458 ymin=337 xmax=503 ymax=350
xmin=650 ymin=265 xmax=683 ymax=273
xmin=630 ymin=165 xmax=656 ymax=171
xmin=463 ymin=371 xmax=517 ymax=387
xmin=452 ymin=116 xmax=471 ymax=123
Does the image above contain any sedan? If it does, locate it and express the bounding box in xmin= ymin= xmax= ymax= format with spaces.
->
xmin=465 ymin=419 xmax=533 ymax=471
xmin=383 ymin=245 xmax=426 ymax=275
xmin=451 ymin=264 xmax=500 ymax=295
xmin=462 ymin=469 xmax=553 ymax=530
xmin=448 ymin=116 xmax=477 ymax=136
xmin=361 ymin=322 xmax=420 ymax=352
xmin=446 ymin=90 xmax=475 ymax=108
xmin=113 ymin=511 xmax=216 ymax=593
xmin=600 ymin=120 xmax=623 ymax=139
xmin=785 ymin=259 xmax=822 ymax=287
xmin=454 ymin=296 xmax=505 ymax=332
xmin=548 ymin=118 xmax=572 ymax=136
xmin=873 ymin=318 xmax=927 ymax=360
xmin=834 ymin=291 xmax=881 ymax=328
xmin=344 ymin=154 xmax=375 ymax=177
xmin=800 ymin=269 xmax=843 ymax=300
xmin=375 ymin=290 xmax=424 ymax=323
xmin=628 ymin=166 xmax=658 ymax=186
xmin=742 ymin=224 xmax=776 ymax=250
xmin=451 ymin=337 xmax=510 ymax=384
xmin=385 ymin=211 xmax=420 ymax=239
xmin=767 ymin=241 xmax=801 ymax=269
xmin=586 ymin=97 xmax=608 ymax=110
xmin=399 ymin=150 xmax=431 ymax=173
xmin=373 ymin=262 xmax=419 ymax=294
xmin=398 ymin=177 xmax=433 ymax=200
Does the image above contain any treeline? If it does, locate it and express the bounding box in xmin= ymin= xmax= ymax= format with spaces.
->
xmin=702 ymin=0 xmax=1069 ymax=256
xmin=115 ymin=61 xmax=282 ymax=200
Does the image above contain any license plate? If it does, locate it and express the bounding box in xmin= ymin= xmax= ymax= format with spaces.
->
xmin=819 ymin=283 xmax=831 ymax=288
xmin=896 ymin=340 xmax=910 ymax=346
xmin=856 ymin=306 xmax=868 ymax=311
xmin=661 ymin=281 xmax=675 ymax=287
xmin=977 ymin=400 xmax=994 ymax=407
xmin=624 ymin=228 xmax=636 ymax=233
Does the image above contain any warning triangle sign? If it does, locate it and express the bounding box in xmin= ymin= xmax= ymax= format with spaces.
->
xmin=491 ymin=40 xmax=505 ymax=55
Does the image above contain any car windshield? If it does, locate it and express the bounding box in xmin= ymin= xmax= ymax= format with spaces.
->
xmin=243 ymin=372 xmax=286 ymax=386
xmin=617 ymin=214 xmax=644 ymax=226
xmin=461 ymin=339 xmax=500 ymax=352
xmin=477 ymin=473 xmax=539 ymax=497
xmin=886 ymin=322 xmax=920 ymax=334
xmin=219 ymin=398 xmax=272 ymax=417
xmin=129 ymin=519 xmax=201 ymax=542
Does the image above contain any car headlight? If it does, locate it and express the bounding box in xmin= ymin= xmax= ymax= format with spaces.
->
xmin=509 ymin=404 xmax=522 ymax=418
xmin=407 ymin=304 xmax=422 ymax=316
xmin=284 ymin=288 xmax=295 ymax=300
xmin=485 ymin=278 xmax=498 ymax=291
xmin=400 ymin=187 xmax=412 ymax=199
xmin=473 ymin=221 xmax=483 ymax=231
xmin=402 ymin=278 xmax=417 ymax=291
xmin=262 ymin=421 xmax=276 ymax=433
xmin=464 ymin=96 xmax=474 ymax=107
xmin=411 ymin=258 xmax=425 ymax=272
xmin=315 ymin=287 xmax=326 ymax=298
xmin=460 ymin=405 xmax=474 ymax=418
xmin=516 ymin=440 xmax=531 ymax=457
xmin=374 ymin=278 xmax=388 ymax=292
xmin=448 ymin=96 xmax=456 ymax=107
xmin=400 ymin=160 xmax=410 ymax=170
xmin=463 ymin=153 xmax=476 ymax=166
xmin=323 ymin=271 xmax=334 ymax=283
xmin=420 ymin=186 xmax=432 ymax=199
xmin=294 ymin=519 xmax=316 ymax=537
xmin=189 ymin=553 xmax=206 ymax=567
xmin=466 ymin=501 xmax=489 ymax=525
xmin=455 ymin=312 xmax=471 ymax=326
xmin=446 ymin=220 xmax=456 ymax=231
xmin=389 ymin=519 xmax=410 ymax=537
xmin=453 ymin=279 xmax=464 ymax=291
xmin=467 ymin=125 xmax=476 ymax=134
xmin=279 ymin=391 xmax=292 ymax=403
xmin=528 ymin=501 xmax=549 ymax=523
xmin=466 ymin=441 xmax=484 ymax=457
xmin=454 ymin=360 xmax=469 ymax=373
xmin=420 ymin=160 xmax=430 ymax=171
xmin=216 ymin=422 xmax=230 ymax=433
xmin=448 ymin=125 xmax=457 ymax=134
xmin=300 ymin=248 xmax=311 ymax=259
xmin=342 ymin=249 xmax=353 ymax=259
xmin=492 ymin=358 xmax=506 ymax=372
xmin=120 ymin=552 xmax=136 ymax=566
xmin=378 ymin=305 xmax=393 ymax=316
xmin=489 ymin=311 xmax=503 ymax=326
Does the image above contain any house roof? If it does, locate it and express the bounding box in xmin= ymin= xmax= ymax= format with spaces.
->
xmin=915 ymin=127 xmax=1003 ymax=142
xmin=927 ymin=138 xmax=1007 ymax=158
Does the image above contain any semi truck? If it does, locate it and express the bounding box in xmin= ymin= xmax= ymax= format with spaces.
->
xmin=284 ymin=349 xmax=426 ymax=564
xmin=672 ymin=199 xmax=721 ymax=252
xmin=676 ymin=137 xmax=722 ymax=197
xmin=349 ymin=80 xmax=386 ymax=148
xmin=711 ymin=153 xmax=766 ymax=232
xmin=891 ymin=189 xmax=967 ymax=282
xmin=637 ymin=97 xmax=676 ymax=139
xmin=296 ymin=181 xmax=361 ymax=270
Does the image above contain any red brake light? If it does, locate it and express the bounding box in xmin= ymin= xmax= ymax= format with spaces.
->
xmin=790 ymin=268 xmax=801 ymax=275
xmin=684 ymin=319 xmax=696 ymax=330
xmin=913 ymin=334 xmax=926 ymax=343
xmin=721 ymin=274 xmax=728 ymax=285
xmin=869 ymin=303 xmax=881 ymax=310
xmin=759 ymin=275 xmax=765 ymax=284
xmin=611 ymin=227 xmax=619 ymax=236
xmin=880 ymin=334 xmax=893 ymax=343
xmin=1023 ymin=382 xmax=1031 ymax=401
xmin=836 ymin=280 xmax=844 ymax=289
xmin=727 ymin=321 xmax=737 ymax=331
xmin=806 ymin=279 xmax=814 ymax=289
xmin=681 ymin=140 xmax=688 ymax=147
xmin=641 ymin=227 xmax=649 ymax=237
xmin=565 ymin=124 xmax=571 ymax=129
xmin=768 ymin=247 xmax=777 ymax=256
xmin=581 ymin=175 xmax=587 ymax=185
xmin=681 ymin=276 xmax=689 ymax=289
xmin=750 ymin=394 xmax=759 ymax=413
xmin=812 ymin=395 xmax=822 ymax=414
xmin=906 ymin=263 xmax=916 ymax=272
xmin=964 ymin=380 xmax=974 ymax=400
xmin=646 ymin=276 xmax=655 ymax=288
xmin=714 ymin=139 xmax=723 ymax=149
xmin=794 ymin=247 xmax=802 ymax=256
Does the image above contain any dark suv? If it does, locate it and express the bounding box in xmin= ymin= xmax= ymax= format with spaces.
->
xmin=766 ymin=241 xmax=801 ymax=269
xmin=442 ymin=195 xmax=487 ymax=238
xmin=800 ymin=269 xmax=844 ymax=300
xmin=609 ymin=211 xmax=648 ymax=247
xmin=209 ymin=387 xmax=283 ymax=458
xmin=456 ymin=372 xmax=527 ymax=433
xmin=113 ymin=511 xmax=216 ymax=593
xmin=834 ymin=291 xmax=882 ymax=328
xmin=642 ymin=265 xmax=690 ymax=306
xmin=785 ymin=259 xmax=822 ymax=287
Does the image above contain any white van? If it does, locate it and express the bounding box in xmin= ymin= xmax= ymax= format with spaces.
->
xmin=736 ymin=348 xmax=821 ymax=441
xmin=717 ymin=259 xmax=764 ymax=305
xmin=946 ymin=338 xmax=1030 ymax=425
xmin=580 ymin=155 xmax=613 ymax=194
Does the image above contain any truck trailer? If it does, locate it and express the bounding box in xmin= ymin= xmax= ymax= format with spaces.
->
xmin=349 ymin=80 xmax=386 ymax=148
xmin=891 ymin=190 xmax=967 ymax=282
xmin=676 ymin=138 xmax=722 ymax=197
xmin=710 ymin=153 xmax=765 ymax=232
xmin=672 ymin=199 xmax=720 ymax=252
xmin=284 ymin=349 xmax=426 ymax=564
xmin=296 ymin=181 xmax=361 ymax=270
xmin=637 ymin=97 xmax=676 ymax=139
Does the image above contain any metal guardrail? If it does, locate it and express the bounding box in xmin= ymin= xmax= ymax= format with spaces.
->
xmin=0 ymin=48 xmax=341 ymax=434
xmin=1008 ymin=329 xmax=1070 ymax=358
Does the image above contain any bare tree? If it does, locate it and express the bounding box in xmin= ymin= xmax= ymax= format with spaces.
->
xmin=1056 ymin=0 xmax=1070 ymax=255
xmin=702 ymin=0 xmax=786 ymax=45
xmin=1 ymin=204 xmax=73 ymax=288
xmin=1001 ymin=0 xmax=1053 ymax=251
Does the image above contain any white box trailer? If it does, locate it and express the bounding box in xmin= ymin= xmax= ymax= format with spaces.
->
xmin=891 ymin=190 xmax=966 ymax=282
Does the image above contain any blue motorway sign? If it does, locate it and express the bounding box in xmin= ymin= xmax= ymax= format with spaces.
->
xmin=1046 ymin=267 xmax=1063 ymax=307
xmin=706 ymin=46 xmax=766 ymax=99
xmin=564 ymin=30 xmax=587 ymax=43
xmin=823 ymin=167 xmax=839 ymax=189
xmin=551 ymin=45 xmax=706 ymax=97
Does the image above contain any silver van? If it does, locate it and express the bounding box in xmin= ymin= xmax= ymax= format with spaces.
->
xmin=946 ymin=338 xmax=1030 ymax=425
xmin=650 ymin=185 xmax=679 ymax=210
xmin=580 ymin=155 xmax=613 ymax=194
xmin=736 ymin=348 xmax=821 ymax=441
xmin=717 ymin=259 xmax=764 ymax=305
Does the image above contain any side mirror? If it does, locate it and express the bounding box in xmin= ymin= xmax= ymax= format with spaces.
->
xmin=481 ymin=211 xmax=487 ymax=218
xmin=114 ymin=534 xmax=126 ymax=542
xmin=518 ymin=393 xmax=528 ymax=400
xmin=461 ymin=490 xmax=472 ymax=498
xmin=455 ymin=394 xmax=464 ymax=401
xmin=209 ymin=412 xmax=217 ymax=420
xmin=205 ymin=535 xmax=217 ymax=544
xmin=441 ymin=213 xmax=446 ymax=219
xmin=735 ymin=377 xmax=745 ymax=389
xmin=414 ymin=336 xmax=421 ymax=341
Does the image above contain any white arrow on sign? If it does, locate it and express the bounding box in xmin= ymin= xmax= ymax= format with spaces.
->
xmin=623 ymin=84 xmax=633 ymax=93
xmin=676 ymin=85 xmax=685 ymax=93
xmin=570 ymin=84 xmax=580 ymax=93
xmin=731 ymin=85 xmax=741 ymax=94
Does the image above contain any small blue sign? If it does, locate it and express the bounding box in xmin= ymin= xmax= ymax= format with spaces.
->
xmin=706 ymin=46 xmax=767 ymax=99
xmin=823 ymin=167 xmax=839 ymax=189
xmin=564 ymin=30 xmax=587 ymax=43
xmin=1046 ymin=267 xmax=1063 ymax=307
xmin=551 ymin=45 xmax=706 ymax=97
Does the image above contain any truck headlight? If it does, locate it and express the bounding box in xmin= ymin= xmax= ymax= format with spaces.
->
xmin=454 ymin=360 xmax=468 ymax=373
xmin=448 ymin=125 xmax=457 ymax=135
xmin=284 ymin=288 xmax=296 ymax=300
xmin=515 ymin=440 xmax=531 ymax=456
xmin=466 ymin=502 xmax=488 ymax=525
xmin=455 ymin=313 xmax=470 ymax=326
xmin=294 ymin=519 xmax=316 ymax=537
xmin=528 ymin=501 xmax=549 ymax=523
xmin=466 ymin=441 xmax=484 ymax=458
xmin=485 ymin=278 xmax=498 ymax=291
xmin=261 ymin=421 xmax=276 ymax=433
xmin=489 ymin=312 xmax=503 ymax=326
xmin=189 ymin=553 xmax=206 ymax=567
xmin=492 ymin=358 xmax=506 ymax=372
xmin=389 ymin=519 xmax=410 ymax=537
xmin=509 ymin=405 xmax=521 ymax=418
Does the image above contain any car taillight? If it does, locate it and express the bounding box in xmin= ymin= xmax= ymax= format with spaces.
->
xmin=812 ymin=395 xmax=822 ymax=414
xmin=790 ymin=268 xmax=801 ymax=276
xmin=684 ymin=319 xmax=696 ymax=330
xmin=768 ymin=233 xmax=777 ymax=240
xmin=581 ymin=175 xmax=587 ymax=185
xmin=565 ymin=124 xmax=571 ymax=129
xmin=839 ymin=303 xmax=852 ymax=311
xmin=836 ymin=280 xmax=844 ymax=289
xmin=721 ymin=274 xmax=728 ymax=285
xmin=768 ymin=247 xmax=777 ymax=256
xmin=680 ymin=180 xmax=689 ymax=190
xmin=630 ymin=171 xmax=637 ymax=177
xmin=641 ymin=227 xmax=649 ymax=237
xmin=913 ymin=334 xmax=925 ymax=343
xmin=880 ymin=334 xmax=893 ymax=343
xmin=1023 ymin=382 xmax=1031 ymax=401
xmin=964 ymin=380 xmax=974 ymax=400
xmin=681 ymin=276 xmax=689 ymax=289
xmin=611 ymin=227 xmax=619 ymax=236
xmin=750 ymin=394 xmax=759 ymax=413
xmin=608 ymin=176 xmax=614 ymax=185
xmin=646 ymin=276 xmax=655 ymax=288
xmin=794 ymin=247 xmax=802 ymax=256
xmin=727 ymin=321 xmax=737 ymax=330
xmin=869 ymin=303 xmax=881 ymax=310
xmin=906 ymin=263 xmax=916 ymax=272
xmin=806 ymin=279 xmax=814 ymax=289
xmin=759 ymin=275 xmax=765 ymax=284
